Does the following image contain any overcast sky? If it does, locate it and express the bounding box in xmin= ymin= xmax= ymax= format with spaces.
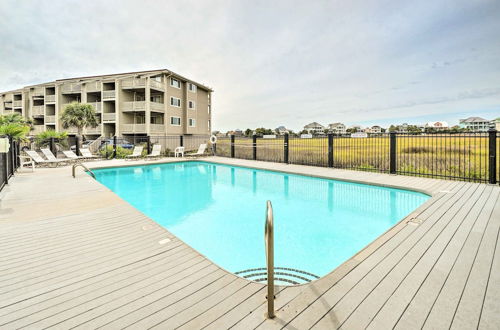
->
xmin=1 ymin=0 xmax=499 ymax=131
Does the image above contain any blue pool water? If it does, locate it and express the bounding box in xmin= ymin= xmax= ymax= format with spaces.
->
xmin=93 ymin=161 xmax=429 ymax=281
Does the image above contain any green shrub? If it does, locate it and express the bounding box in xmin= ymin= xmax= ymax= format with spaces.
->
xmin=35 ymin=130 xmax=69 ymax=148
xmin=99 ymin=145 xmax=133 ymax=159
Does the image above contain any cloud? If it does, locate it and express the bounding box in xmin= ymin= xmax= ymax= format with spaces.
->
xmin=0 ymin=0 xmax=499 ymax=131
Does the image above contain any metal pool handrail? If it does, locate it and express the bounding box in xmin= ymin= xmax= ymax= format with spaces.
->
xmin=265 ymin=200 xmax=275 ymax=318
xmin=72 ymin=163 xmax=96 ymax=179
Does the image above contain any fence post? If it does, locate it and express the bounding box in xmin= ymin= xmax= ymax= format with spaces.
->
xmin=389 ymin=132 xmax=397 ymax=174
xmin=8 ymin=136 xmax=14 ymax=177
xmin=180 ymin=135 xmax=184 ymax=147
xmin=284 ymin=133 xmax=289 ymax=164
xmin=113 ymin=135 xmax=117 ymax=158
xmin=328 ymin=133 xmax=334 ymax=167
xmin=146 ymin=136 xmax=151 ymax=155
xmin=2 ymin=152 xmax=7 ymax=185
xmin=488 ymin=129 xmax=497 ymax=184
xmin=253 ymin=134 xmax=257 ymax=160
xmin=230 ymin=135 xmax=235 ymax=158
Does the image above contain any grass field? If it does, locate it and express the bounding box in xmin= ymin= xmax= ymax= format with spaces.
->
xmin=214 ymin=134 xmax=500 ymax=182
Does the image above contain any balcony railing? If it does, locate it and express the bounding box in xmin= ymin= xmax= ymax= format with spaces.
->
xmin=103 ymin=90 xmax=115 ymax=100
xmin=150 ymin=80 xmax=164 ymax=90
xmin=122 ymin=101 xmax=146 ymax=111
xmin=150 ymin=124 xmax=165 ymax=133
xmin=122 ymin=78 xmax=146 ymax=88
xmin=32 ymin=105 xmax=45 ymax=116
xmin=89 ymin=102 xmax=102 ymax=113
xmin=121 ymin=123 xmax=146 ymax=133
xmin=45 ymin=115 xmax=56 ymax=124
xmin=13 ymin=100 xmax=22 ymax=108
xmin=86 ymin=81 xmax=101 ymax=92
xmin=61 ymin=83 xmax=82 ymax=94
xmin=32 ymin=125 xmax=45 ymax=135
xmin=102 ymin=112 xmax=116 ymax=121
xmin=45 ymin=95 xmax=56 ymax=103
xmin=85 ymin=124 xmax=102 ymax=134
xmin=150 ymin=101 xmax=165 ymax=112
xmin=33 ymin=88 xmax=44 ymax=96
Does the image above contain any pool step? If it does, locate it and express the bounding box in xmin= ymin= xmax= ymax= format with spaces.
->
xmin=235 ymin=267 xmax=320 ymax=285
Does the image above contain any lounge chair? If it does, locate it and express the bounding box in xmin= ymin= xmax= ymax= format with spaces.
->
xmin=126 ymin=146 xmax=144 ymax=159
xmin=41 ymin=148 xmax=71 ymax=164
xmin=174 ymin=146 xmax=185 ymax=157
xmin=146 ymin=145 xmax=162 ymax=159
xmin=185 ymin=144 xmax=207 ymax=157
xmin=18 ymin=155 xmax=35 ymax=171
xmin=24 ymin=150 xmax=66 ymax=167
xmin=62 ymin=150 xmax=83 ymax=161
xmin=80 ymin=148 xmax=99 ymax=159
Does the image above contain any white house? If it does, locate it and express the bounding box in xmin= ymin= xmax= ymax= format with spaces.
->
xmin=425 ymin=121 xmax=449 ymax=130
xmin=303 ymin=122 xmax=325 ymax=135
xmin=328 ymin=122 xmax=346 ymax=134
xmin=459 ymin=117 xmax=493 ymax=131
xmin=365 ymin=125 xmax=382 ymax=134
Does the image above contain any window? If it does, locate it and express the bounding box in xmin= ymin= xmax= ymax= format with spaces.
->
xmin=189 ymin=118 xmax=196 ymax=127
xmin=170 ymin=78 xmax=180 ymax=88
xmin=153 ymin=76 xmax=162 ymax=82
xmin=188 ymin=100 xmax=196 ymax=109
xmin=150 ymin=95 xmax=162 ymax=103
xmin=170 ymin=97 xmax=181 ymax=107
xmin=188 ymin=83 xmax=197 ymax=92
xmin=170 ymin=116 xmax=181 ymax=126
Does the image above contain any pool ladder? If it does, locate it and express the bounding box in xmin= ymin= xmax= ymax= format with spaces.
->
xmin=72 ymin=163 xmax=96 ymax=179
xmin=265 ymin=200 xmax=275 ymax=319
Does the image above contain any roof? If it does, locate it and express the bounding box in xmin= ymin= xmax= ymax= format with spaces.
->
xmin=328 ymin=122 xmax=344 ymax=126
xmin=459 ymin=117 xmax=489 ymax=123
xmin=304 ymin=122 xmax=324 ymax=128
xmin=2 ymin=68 xmax=213 ymax=93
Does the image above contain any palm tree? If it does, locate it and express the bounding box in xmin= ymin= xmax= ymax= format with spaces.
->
xmin=0 ymin=123 xmax=30 ymax=140
xmin=60 ymin=102 xmax=98 ymax=150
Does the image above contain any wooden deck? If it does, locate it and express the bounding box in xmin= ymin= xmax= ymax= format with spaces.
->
xmin=0 ymin=156 xmax=498 ymax=329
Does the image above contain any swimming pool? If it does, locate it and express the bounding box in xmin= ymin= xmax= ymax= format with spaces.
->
xmin=93 ymin=161 xmax=429 ymax=284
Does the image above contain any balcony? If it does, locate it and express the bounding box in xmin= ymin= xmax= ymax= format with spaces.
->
xmin=150 ymin=124 xmax=165 ymax=134
xmin=13 ymin=100 xmax=22 ymax=108
xmin=102 ymin=112 xmax=116 ymax=122
xmin=85 ymin=125 xmax=102 ymax=135
xmin=102 ymin=90 xmax=115 ymax=100
xmin=45 ymin=95 xmax=56 ymax=103
xmin=122 ymin=101 xmax=146 ymax=112
xmin=150 ymin=80 xmax=164 ymax=91
xmin=122 ymin=78 xmax=146 ymax=89
xmin=32 ymin=105 xmax=45 ymax=117
xmin=33 ymin=88 xmax=44 ymax=97
xmin=61 ymin=83 xmax=82 ymax=94
xmin=89 ymin=102 xmax=102 ymax=113
xmin=86 ymin=81 xmax=101 ymax=92
xmin=150 ymin=101 xmax=165 ymax=113
xmin=32 ymin=125 xmax=45 ymax=135
xmin=45 ymin=115 xmax=56 ymax=124
xmin=121 ymin=123 xmax=146 ymax=133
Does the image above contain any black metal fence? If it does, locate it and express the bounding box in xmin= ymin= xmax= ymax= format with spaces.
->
xmin=214 ymin=130 xmax=500 ymax=184
xmin=0 ymin=136 xmax=21 ymax=192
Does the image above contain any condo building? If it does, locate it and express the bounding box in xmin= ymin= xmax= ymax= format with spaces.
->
xmin=0 ymin=69 xmax=213 ymax=139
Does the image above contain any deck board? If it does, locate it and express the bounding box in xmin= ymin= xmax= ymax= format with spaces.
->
xmin=0 ymin=157 xmax=498 ymax=329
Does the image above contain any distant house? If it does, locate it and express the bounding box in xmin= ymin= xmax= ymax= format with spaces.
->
xmin=425 ymin=121 xmax=449 ymax=130
xmin=234 ymin=129 xmax=243 ymax=136
xmin=493 ymin=118 xmax=500 ymax=130
xmin=365 ymin=125 xmax=382 ymax=134
xmin=399 ymin=123 xmax=409 ymax=132
xmin=303 ymin=122 xmax=325 ymax=135
xmin=275 ymin=125 xmax=288 ymax=135
xmin=459 ymin=117 xmax=492 ymax=131
xmin=348 ymin=124 xmax=363 ymax=132
xmin=328 ymin=122 xmax=346 ymax=134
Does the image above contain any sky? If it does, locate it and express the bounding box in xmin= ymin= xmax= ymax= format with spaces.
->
xmin=0 ymin=0 xmax=499 ymax=132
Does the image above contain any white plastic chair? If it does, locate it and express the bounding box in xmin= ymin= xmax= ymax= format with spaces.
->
xmin=126 ymin=146 xmax=144 ymax=159
xmin=25 ymin=150 xmax=65 ymax=167
xmin=174 ymin=146 xmax=185 ymax=157
xmin=146 ymin=145 xmax=162 ymax=159
xmin=80 ymin=148 xmax=99 ymax=159
xmin=185 ymin=144 xmax=207 ymax=157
